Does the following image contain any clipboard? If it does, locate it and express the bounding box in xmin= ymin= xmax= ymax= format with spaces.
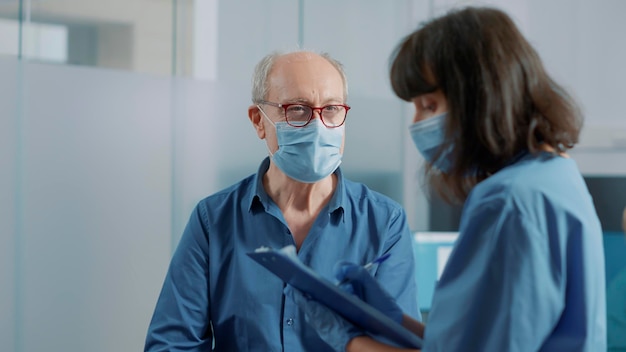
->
xmin=247 ymin=245 xmax=423 ymax=349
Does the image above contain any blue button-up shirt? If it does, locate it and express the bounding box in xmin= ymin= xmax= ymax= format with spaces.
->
xmin=145 ymin=158 xmax=419 ymax=351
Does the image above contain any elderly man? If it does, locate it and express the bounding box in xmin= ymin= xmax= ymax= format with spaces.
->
xmin=144 ymin=50 xmax=420 ymax=351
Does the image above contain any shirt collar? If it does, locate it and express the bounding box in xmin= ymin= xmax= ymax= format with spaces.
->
xmin=248 ymin=157 xmax=346 ymax=219
xmin=248 ymin=157 xmax=272 ymax=213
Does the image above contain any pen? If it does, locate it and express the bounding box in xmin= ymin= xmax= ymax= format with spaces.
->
xmin=363 ymin=253 xmax=391 ymax=270
xmin=337 ymin=253 xmax=391 ymax=286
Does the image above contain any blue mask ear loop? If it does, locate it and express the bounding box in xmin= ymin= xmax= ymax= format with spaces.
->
xmin=257 ymin=105 xmax=277 ymax=158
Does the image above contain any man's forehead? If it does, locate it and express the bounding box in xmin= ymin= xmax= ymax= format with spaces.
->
xmin=266 ymin=52 xmax=344 ymax=101
xmin=278 ymin=51 xmax=318 ymax=63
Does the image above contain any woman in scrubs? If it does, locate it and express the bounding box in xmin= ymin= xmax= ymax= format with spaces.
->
xmin=289 ymin=6 xmax=607 ymax=351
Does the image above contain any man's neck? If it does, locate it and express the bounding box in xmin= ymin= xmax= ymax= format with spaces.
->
xmin=262 ymin=163 xmax=337 ymax=215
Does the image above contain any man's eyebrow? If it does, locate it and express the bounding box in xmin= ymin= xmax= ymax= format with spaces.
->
xmin=280 ymin=97 xmax=344 ymax=106
xmin=294 ymin=98 xmax=345 ymax=105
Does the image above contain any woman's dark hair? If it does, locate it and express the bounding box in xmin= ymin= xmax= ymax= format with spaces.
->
xmin=390 ymin=6 xmax=583 ymax=203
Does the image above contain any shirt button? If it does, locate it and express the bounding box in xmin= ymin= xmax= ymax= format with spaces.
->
xmin=286 ymin=318 xmax=294 ymax=326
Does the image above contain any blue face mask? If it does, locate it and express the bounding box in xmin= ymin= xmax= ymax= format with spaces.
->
xmin=260 ymin=108 xmax=343 ymax=183
xmin=408 ymin=112 xmax=454 ymax=172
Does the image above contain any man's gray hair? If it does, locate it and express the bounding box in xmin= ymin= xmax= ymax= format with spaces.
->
xmin=251 ymin=49 xmax=349 ymax=104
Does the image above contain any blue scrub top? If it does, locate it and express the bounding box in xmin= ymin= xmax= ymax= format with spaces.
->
xmin=423 ymin=152 xmax=607 ymax=351
xmin=144 ymin=157 xmax=420 ymax=351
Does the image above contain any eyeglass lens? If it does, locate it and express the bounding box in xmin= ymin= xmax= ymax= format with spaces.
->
xmin=285 ymin=105 xmax=347 ymax=127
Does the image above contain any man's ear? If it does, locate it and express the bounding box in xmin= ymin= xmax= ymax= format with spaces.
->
xmin=248 ymin=105 xmax=265 ymax=139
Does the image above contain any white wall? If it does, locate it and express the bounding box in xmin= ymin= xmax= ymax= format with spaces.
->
xmin=0 ymin=57 xmax=18 ymax=352
xmin=429 ymin=0 xmax=626 ymax=175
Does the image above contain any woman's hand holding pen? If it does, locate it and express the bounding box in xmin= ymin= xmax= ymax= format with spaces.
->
xmin=335 ymin=256 xmax=425 ymax=339
xmin=336 ymin=253 xmax=391 ymax=286
xmin=334 ymin=257 xmax=404 ymax=325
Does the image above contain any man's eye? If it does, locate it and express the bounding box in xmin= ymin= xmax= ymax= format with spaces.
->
xmin=324 ymin=105 xmax=340 ymax=112
xmin=287 ymin=105 xmax=307 ymax=113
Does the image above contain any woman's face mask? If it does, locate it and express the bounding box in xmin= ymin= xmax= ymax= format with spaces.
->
xmin=408 ymin=112 xmax=454 ymax=172
xmin=259 ymin=107 xmax=343 ymax=183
